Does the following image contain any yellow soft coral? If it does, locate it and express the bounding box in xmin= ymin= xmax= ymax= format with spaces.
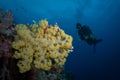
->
xmin=12 ymin=19 xmax=73 ymax=73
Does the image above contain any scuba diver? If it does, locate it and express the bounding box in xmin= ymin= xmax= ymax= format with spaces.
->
xmin=76 ymin=23 xmax=102 ymax=46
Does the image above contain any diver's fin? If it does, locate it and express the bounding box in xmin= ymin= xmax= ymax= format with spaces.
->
xmin=93 ymin=39 xmax=103 ymax=55
xmin=92 ymin=39 xmax=102 ymax=54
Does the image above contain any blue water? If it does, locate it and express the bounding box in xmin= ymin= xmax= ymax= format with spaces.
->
xmin=0 ymin=0 xmax=120 ymax=80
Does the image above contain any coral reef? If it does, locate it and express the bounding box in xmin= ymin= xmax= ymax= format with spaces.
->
xmin=0 ymin=9 xmax=37 ymax=80
xmin=0 ymin=8 xmax=14 ymax=80
xmin=0 ymin=38 xmax=12 ymax=80
xmin=35 ymin=70 xmax=74 ymax=80
xmin=12 ymin=19 xmax=73 ymax=73
xmin=0 ymin=8 xmax=74 ymax=80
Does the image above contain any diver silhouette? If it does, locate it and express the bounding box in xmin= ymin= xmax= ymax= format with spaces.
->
xmin=76 ymin=23 xmax=102 ymax=46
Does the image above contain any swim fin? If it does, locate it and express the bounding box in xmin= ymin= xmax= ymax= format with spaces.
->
xmin=93 ymin=39 xmax=102 ymax=54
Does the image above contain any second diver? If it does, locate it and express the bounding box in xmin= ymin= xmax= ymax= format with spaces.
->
xmin=76 ymin=23 xmax=102 ymax=46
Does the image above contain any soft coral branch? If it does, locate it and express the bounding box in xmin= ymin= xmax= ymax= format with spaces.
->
xmin=0 ymin=8 xmax=13 ymax=35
